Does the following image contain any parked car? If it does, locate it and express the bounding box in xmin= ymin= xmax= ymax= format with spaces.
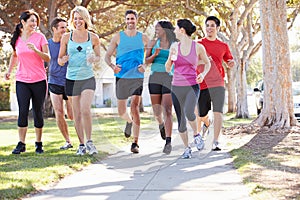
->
xmin=253 ymin=80 xmax=264 ymax=115
xmin=253 ymin=81 xmax=300 ymax=121
xmin=293 ymin=82 xmax=300 ymax=121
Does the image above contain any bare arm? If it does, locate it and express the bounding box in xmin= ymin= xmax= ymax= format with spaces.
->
xmin=226 ymin=59 xmax=235 ymax=68
xmin=196 ymin=43 xmax=211 ymax=83
xmin=26 ymin=42 xmax=50 ymax=62
xmin=104 ymin=33 xmax=122 ymax=74
xmin=145 ymin=39 xmax=160 ymax=64
xmin=138 ymin=33 xmax=150 ymax=73
xmin=90 ymin=32 xmax=101 ymax=63
xmin=5 ymin=51 xmax=18 ymax=80
xmin=142 ymin=33 xmax=150 ymax=51
xmin=58 ymin=33 xmax=70 ymax=66
xmin=165 ymin=42 xmax=177 ymax=72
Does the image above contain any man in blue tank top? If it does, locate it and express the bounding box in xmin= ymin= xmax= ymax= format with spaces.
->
xmin=48 ymin=17 xmax=73 ymax=150
xmin=105 ymin=9 xmax=149 ymax=153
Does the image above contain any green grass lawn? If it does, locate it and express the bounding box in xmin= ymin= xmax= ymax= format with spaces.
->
xmin=223 ymin=112 xmax=255 ymax=128
xmin=0 ymin=111 xmax=145 ymax=199
xmin=0 ymin=110 xmax=253 ymax=199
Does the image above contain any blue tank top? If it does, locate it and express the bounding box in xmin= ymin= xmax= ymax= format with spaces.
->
xmin=116 ymin=31 xmax=144 ymax=79
xmin=48 ymin=38 xmax=67 ymax=86
xmin=151 ymin=40 xmax=173 ymax=75
xmin=67 ymin=32 xmax=94 ymax=80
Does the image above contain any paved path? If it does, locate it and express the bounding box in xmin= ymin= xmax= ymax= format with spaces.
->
xmin=25 ymin=122 xmax=252 ymax=200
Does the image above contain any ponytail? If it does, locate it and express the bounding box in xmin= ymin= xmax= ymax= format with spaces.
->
xmin=10 ymin=23 xmax=22 ymax=51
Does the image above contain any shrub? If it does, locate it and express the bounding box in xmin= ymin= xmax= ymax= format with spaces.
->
xmin=0 ymin=83 xmax=10 ymax=111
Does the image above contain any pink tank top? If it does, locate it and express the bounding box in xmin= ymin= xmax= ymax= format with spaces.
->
xmin=172 ymin=41 xmax=198 ymax=86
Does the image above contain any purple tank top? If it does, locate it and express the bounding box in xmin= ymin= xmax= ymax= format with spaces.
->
xmin=172 ymin=41 xmax=198 ymax=86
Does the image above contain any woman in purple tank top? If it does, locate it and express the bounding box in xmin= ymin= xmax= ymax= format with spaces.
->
xmin=165 ymin=19 xmax=211 ymax=159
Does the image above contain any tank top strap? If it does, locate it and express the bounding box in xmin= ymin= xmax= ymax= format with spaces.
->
xmin=192 ymin=41 xmax=196 ymax=54
xmin=69 ymin=31 xmax=90 ymax=42
xmin=69 ymin=31 xmax=73 ymax=41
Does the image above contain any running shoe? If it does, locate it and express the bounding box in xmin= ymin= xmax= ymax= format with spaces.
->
xmin=86 ymin=140 xmax=98 ymax=155
xmin=202 ymin=119 xmax=212 ymax=139
xmin=163 ymin=143 xmax=172 ymax=154
xmin=124 ymin=122 xmax=132 ymax=138
xmin=76 ymin=145 xmax=87 ymax=156
xmin=131 ymin=143 xmax=139 ymax=153
xmin=60 ymin=142 xmax=73 ymax=150
xmin=212 ymin=141 xmax=221 ymax=151
xmin=12 ymin=141 xmax=26 ymax=154
xmin=181 ymin=147 xmax=192 ymax=159
xmin=159 ymin=123 xmax=166 ymax=140
xmin=35 ymin=142 xmax=44 ymax=154
xmin=194 ymin=134 xmax=204 ymax=151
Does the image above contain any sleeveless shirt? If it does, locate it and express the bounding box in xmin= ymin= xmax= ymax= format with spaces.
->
xmin=115 ymin=31 xmax=144 ymax=79
xmin=67 ymin=32 xmax=94 ymax=80
xmin=172 ymin=41 xmax=198 ymax=86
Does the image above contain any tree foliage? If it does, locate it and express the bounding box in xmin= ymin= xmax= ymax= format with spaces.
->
xmin=0 ymin=0 xmax=299 ymax=124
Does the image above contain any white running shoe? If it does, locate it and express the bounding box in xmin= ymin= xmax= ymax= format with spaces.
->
xmin=181 ymin=147 xmax=192 ymax=159
xmin=202 ymin=119 xmax=213 ymax=139
xmin=212 ymin=141 xmax=221 ymax=151
xmin=86 ymin=140 xmax=98 ymax=155
xmin=76 ymin=145 xmax=86 ymax=156
xmin=194 ymin=134 xmax=204 ymax=151
xmin=60 ymin=142 xmax=73 ymax=150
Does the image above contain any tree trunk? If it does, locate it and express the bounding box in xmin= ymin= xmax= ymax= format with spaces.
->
xmin=236 ymin=58 xmax=250 ymax=118
xmin=255 ymin=0 xmax=297 ymax=128
xmin=44 ymin=94 xmax=55 ymax=118
xmin=227 ymin=45 xmax=238 ymax=113
xmin=227 ymin=67 xmax=236 ymax=113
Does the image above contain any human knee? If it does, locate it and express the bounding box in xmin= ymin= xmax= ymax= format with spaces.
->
xmin=54 ymin=108 xmax=65 ymax=119
xmin=153 ymin=108 xmax=162 ymax=120
xmin=164 ymin=106 xmax=173 ymax=117
xmin=118 ymin=109 xmax=126 ymax=118
xmin=130 ymin=100 xmax=140 ymax=109
xmin=186 ymin=112 xmax=196 ymax=122
xmin=18 ymin=118 xmax=28 ymax=127
xmin=81 ymin=109 xmax=91 ymax=118
xmin=178 ymin=126 xmax=187 ymax=133
xmin=34 ymin=119 xmax=44 ymax=128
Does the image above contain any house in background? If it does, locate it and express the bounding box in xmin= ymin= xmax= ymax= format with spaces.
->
xmin=92 ymin=63 xmax=151 ymax=108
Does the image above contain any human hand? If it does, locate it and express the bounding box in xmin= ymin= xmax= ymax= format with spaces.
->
xmin=112 ymin=64 xmax=122 ymax=74
xmin=86 ymin=54 xmax=95 ymax=64
xmin=138 ymin=64 xmax=146 ymax=73
xmin=60 ymin=55 xmax=69 ymax=65
xmin=4 ymin=72 xmax=10 ymax=80
xmin=170 ymin=43 xmax=178 ymax=61
xmin=26 ymin=42 xmax=37 ymax=52
xmin=196 ymin=73 xmax=205 ymax=83
xmin=227 ymin=59 xmax=235 ymax=68
xmin=154 ymin=48 xmax=161 ymax=56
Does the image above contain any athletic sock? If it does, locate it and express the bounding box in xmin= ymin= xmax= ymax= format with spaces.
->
xmin=166 ymin=137 xmax=171 ymax=144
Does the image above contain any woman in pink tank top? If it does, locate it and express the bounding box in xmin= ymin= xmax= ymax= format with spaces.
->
xmin=165 ymin=19 xmax=211 ymax=159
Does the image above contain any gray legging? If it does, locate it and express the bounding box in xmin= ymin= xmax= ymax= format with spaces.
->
xmin=16 ymin=80 xmax=46 ymax=128
xmin=171 ymin=84 xmax=200 ymax=133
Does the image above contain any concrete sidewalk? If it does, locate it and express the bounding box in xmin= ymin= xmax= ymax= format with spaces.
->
xmin=25 ymin=122 xmax=252 ymax=200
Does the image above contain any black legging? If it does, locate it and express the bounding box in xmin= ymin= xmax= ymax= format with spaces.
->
xmin=171 ymin=84 xmax=200 ymax=133
xmin=16 ymin=80 xmax=47 ymax=128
